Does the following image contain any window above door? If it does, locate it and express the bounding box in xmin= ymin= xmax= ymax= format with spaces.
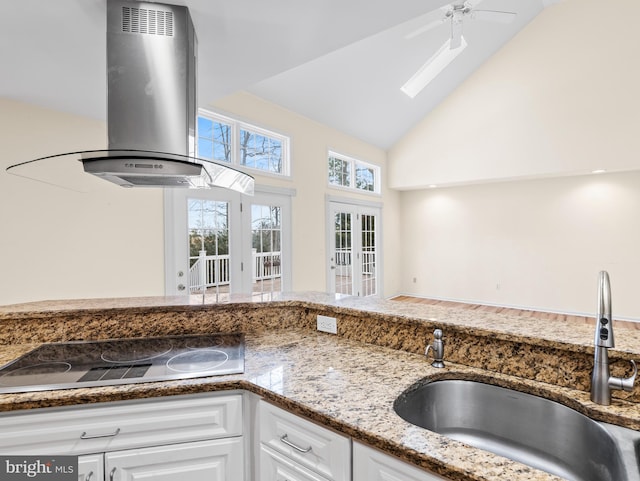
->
xmin=197 ymin=110 xmax=291 ymax=177
xmin=328 ymin=151 xmax=381 ymax=194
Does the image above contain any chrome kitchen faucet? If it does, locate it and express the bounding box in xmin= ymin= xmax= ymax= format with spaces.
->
xmin=590 ymin=270 xmax=637 ymax=405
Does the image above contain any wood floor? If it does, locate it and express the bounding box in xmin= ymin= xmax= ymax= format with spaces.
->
xmin=390 ymin=295 xmax=640 ymax=330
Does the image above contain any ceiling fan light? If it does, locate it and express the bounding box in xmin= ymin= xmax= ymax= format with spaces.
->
xmin=401 ymin=36 xmax=468 ymax=98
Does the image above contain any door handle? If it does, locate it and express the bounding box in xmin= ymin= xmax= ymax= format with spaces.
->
xmin=109 ymin=467 xmax=117 ymax=481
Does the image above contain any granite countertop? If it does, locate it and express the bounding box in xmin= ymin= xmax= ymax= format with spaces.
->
xmin=0 ymin=328 xmax=637 ymax=481
xmin=1 ymin=293 xmax=639 ymax=480
xmin=2 ymin=292 xmax=640 ymax=357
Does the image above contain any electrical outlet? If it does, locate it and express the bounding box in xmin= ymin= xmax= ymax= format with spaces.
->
xmin=317 ymin=315 xmax=337 ymax=334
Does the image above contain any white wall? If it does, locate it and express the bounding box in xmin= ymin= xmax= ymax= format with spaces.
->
xmin=0 ymin=94 xmax=401 ymax=305
xmin=0 ymin=98 xmax=165 ymax=305
xmin=389 ymin=0 xmax=640 ymax=189
xmin=211 ymin=92 xmax=401 ymax=297
xmin=388 ymin=0 xmax=640 ymax=319
xmin=399 ymin=172 xmax=640 ymax=320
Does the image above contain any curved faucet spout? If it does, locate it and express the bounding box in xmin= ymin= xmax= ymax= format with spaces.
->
xmin=590 ymin=270 xmax=637 ymax=405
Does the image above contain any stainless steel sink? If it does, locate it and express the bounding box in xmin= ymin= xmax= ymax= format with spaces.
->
xmin=394 ymin=379 xmax=640 ymax=481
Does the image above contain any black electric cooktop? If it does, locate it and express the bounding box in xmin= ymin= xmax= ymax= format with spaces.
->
xmin=0 ymin=333 xmax=244 ymax=394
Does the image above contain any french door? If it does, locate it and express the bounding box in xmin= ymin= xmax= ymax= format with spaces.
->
xmin=165 ymin=188 xmax=291 ymax=297
xmin=327 ymin=202 xmax=381 ymax=297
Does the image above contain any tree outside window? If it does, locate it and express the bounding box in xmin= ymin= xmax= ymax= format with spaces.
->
xmin=197 ymin=117 xmax=232 ymax=162
xmin=328 ymin=152 xmax=379 ymax=194
xmin=240 ymin=129 xmax=283 ymax=174
xmin=197 ymin=111 xmax=289 ymax=176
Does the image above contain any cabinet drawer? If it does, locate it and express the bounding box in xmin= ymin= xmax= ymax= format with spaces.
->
xmin=259 ymin=401 xmax=350 ymax=481
xmin=260 ymin=445 xmax=329 ymax=481
xmin=0 ymin=393 xmax=242 ymax=455
xmin=353 ymin=442 xmax=448 ymax=481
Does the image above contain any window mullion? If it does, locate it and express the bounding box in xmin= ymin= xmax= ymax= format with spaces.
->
xmin=350 ymin=159 xmax=356 ymax=189
xmin=232 ymin=121 xmax=239 ymax=166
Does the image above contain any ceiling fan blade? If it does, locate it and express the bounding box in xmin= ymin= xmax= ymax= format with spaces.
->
xmin=450 ymin=16 xmax=463 ymax=49
xmin=471 ymin=9 xmax=517 ymax=23
xmin=404 ymin=17 xmax=447 ymax=40
xmin=401 ymin=36 xmax=468 ymax=98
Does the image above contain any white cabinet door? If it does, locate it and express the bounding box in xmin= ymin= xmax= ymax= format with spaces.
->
xmin=78 ymin=454 xmax=103 ymax=481
xmin=353 ymin=442 xmax=448 ymax=481
xmin=105 ymin=438 xmax=243 ymax=481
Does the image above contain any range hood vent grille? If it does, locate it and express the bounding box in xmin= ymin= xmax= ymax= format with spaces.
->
xmin=122 ymin=6 xmax=174 ymax=36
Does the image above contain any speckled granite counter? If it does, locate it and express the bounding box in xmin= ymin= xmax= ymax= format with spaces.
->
xmin=2 ymin=292 xmax=639 ymax=400
xmin=1 ymin=293 xmax=639 ymax=481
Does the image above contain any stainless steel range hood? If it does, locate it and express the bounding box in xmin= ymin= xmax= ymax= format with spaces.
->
xmin=107 ymin=1 xmax=197 ymax=158
xmin=82 ymin=0 xmax=206 ymax=188
xmin=7 ymin=0 xmax=254 ymax=194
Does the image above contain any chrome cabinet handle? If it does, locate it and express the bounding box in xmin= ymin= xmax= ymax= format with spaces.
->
xmin=80 ymin=428 xmax=121 ymax=439
xmin=85 ymin=471 xmax=93 ymax=481
xmin=279 ymin=434 xmax=312 ymax=453
xmin=109 ymin=467 xmax=117 ymax=481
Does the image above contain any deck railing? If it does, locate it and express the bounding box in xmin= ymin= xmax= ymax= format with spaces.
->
xmin=189 ymin=253 xmax=231 ymax=292
xmin=253 ymin=251 xmax=281 ymax=281
xmin=334 ymin=248 xmax=376 ymax=275
xmin=189 ymin=250 xmax=281 ymax=291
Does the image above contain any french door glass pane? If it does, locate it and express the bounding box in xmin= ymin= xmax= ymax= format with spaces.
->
xmin=251 ymin=204 xmax=283 ymax=295
xmin=361 ymin=214 xmax=376 ymax=296
xmin=334 ymin=212 xmax=353 ymax=296
xmin=188 ymin=199 xmax=230 ymax=294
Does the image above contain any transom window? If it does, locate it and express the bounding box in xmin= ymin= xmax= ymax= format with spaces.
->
xmin=240 ymin=128 xmax=283 ymax=173
xmin=197 ymin=116 xmax=231 ymax=163
xmin=328 ymin=151 xmax=380 ymax=194
xmin=197 ymin=111 xmax=290 ymax=176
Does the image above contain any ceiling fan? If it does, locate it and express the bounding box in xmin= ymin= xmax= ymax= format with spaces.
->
xmin=401 ymin=0 xmax=517 ymax=98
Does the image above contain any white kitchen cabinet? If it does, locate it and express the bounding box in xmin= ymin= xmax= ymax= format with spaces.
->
xmin=353 ymin=442 xmax=448 ymax=481
xmin=78 ymin=454 xmax=104 ymax=481
xmin=0 ymin=392 xmax=244 ymax=481
xmin=105 ymin=438 xmax=243 ymax=481
xmin=1 ymin=391 xmax=454 ymax=481
xmin=258 ymin=400 xmax=350 ymax=481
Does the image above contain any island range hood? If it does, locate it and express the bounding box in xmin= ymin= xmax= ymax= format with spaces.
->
xmin=7 ymin=0 xmax=254 ymax=194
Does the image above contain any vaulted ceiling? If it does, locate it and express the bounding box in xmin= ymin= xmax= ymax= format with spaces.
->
xmin=0 ymin=0 xmax=550 ymax=149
